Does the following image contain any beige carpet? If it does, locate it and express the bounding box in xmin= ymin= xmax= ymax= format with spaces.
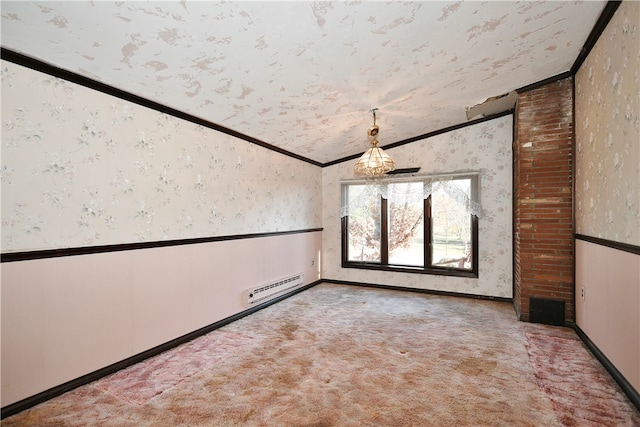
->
xmin=4 ymin=284 xmax=639 ymax=426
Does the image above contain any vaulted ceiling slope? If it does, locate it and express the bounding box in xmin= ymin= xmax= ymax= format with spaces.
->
xmin=1 ymin=1 xmax=607 ymax=165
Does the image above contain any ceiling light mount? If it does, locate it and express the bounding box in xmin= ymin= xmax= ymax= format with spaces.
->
xmin=354 ymin=108 xmax=396 ymax=178
xmin=367 ymin=108 xmax=380 ymax=138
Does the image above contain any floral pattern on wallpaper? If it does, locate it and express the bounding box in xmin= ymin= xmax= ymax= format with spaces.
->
xmin=1 ymin=61 xmax=322 ymax=252
xmin=575 ymin=1 xmax=639 ymax=246
xmin=322 ymin=115 xmax=513 ymax=298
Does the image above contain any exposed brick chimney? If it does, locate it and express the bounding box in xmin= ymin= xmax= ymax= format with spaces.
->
xmin=513 ymin=77 xmax=574 ymax=325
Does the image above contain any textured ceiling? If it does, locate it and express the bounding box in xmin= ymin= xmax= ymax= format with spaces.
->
xmin=1 ymin=1 xmax=607 ymax=165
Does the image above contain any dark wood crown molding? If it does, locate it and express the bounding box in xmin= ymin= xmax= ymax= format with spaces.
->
xmin=571 ymin=1 xmax=622 ymax=75
xmin=0 ymin=48 xmax=322 ymax=167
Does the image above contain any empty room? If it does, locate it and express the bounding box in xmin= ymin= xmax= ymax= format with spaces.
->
xmin=1 ymin=1 xmax=639 ymax=425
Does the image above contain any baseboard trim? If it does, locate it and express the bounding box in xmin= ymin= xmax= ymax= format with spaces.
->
xmin=573 ymin=325 xmax=640 ymax=411
xmin=12 ymin=282 xmax=634 ymax=419
xmin=0 ymin=280 xmax=321 ymax=419
xmin=321 ymin=279 xmax=513 ymax=303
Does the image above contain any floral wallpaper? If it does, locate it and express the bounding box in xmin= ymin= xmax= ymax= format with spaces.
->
xmin=575 ymin=0 xmax=639 ymax=247
xmin=1 ymin=61 xmax=322 ymax=253
xmin=322 ymin=115 xmax=513 ymax=298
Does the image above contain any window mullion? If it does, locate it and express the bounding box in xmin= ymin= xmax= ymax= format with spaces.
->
xmin=341 ymin=216 xmax=348 ymax=267
xmin=471 ymin=214 xmax=479 ymax=275
xmin=381 ymin=197 xmax=389 ymax=265
xmin=425 ymin=195 xmax=431 ymax=269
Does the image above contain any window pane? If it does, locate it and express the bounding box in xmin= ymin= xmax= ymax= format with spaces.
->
xmin=431 ymin=179 xmax=472 ymax=270
xmin=347 ymin=185 xmax=381 ymax=262
xmin=388 ymin=182 xmax=424 ymax=267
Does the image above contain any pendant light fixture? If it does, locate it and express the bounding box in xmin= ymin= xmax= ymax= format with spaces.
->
xmin=354 ymin=108 xmax=396 ymax=177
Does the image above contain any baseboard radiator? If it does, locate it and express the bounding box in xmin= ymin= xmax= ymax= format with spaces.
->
xmin=245 ymin=273 xmax=304 ymax=306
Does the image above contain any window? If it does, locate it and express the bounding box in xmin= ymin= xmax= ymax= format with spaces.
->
xmin=341 ymin=174 xmax=479 ymax=277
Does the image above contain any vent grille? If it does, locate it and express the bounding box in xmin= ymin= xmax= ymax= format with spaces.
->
xmin=246 ymin=273 xmax=304 ymax=306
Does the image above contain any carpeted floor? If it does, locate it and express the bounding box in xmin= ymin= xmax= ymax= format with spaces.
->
xmin=4 ymin=284 xmax=639 ymax=426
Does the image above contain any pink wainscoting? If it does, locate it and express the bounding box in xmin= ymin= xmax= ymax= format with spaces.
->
xmin=0 ymin=231 xmax=322 ymax=407
xmin=575 ymin=239 xmax=640 ymax=392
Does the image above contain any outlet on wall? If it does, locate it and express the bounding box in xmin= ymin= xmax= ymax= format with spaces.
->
xmin=581 ymin=288 xmax=585 ymax=301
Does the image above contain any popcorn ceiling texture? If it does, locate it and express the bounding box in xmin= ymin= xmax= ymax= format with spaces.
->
xmin=0 ymin=1 xmax=607 ymax=164
xmin=0 ymin=61 xmax=322 ymax=252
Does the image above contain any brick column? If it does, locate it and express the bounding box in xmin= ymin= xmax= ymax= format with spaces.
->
xmin=513 ymin=77 xmax=574 ymax=324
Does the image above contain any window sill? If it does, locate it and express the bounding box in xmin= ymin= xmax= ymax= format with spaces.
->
xmin=342 ymin=262 xmax=478 ymax=278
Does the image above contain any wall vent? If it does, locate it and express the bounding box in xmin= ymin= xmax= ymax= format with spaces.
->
xmin=245 ymin=273 xmax=304 ymax=306
xmin=530 ymin=297 xmax=565 ymax=326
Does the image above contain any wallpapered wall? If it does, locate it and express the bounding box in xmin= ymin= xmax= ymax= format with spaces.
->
xmin=575 ymin=0 xmax=639 ymax=246
xmin=1 ymin=61 xmax=322 ymax=253
xmin=322 ymin=115 xmax=513 ymax=298
xmin=573 ymin=1 xmax=640 ymax=393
